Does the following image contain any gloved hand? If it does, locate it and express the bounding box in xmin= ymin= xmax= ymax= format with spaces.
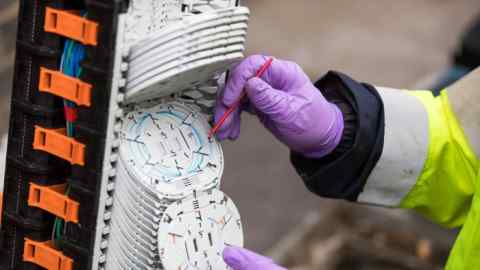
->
xmin=215 ymin=55 xmax=344 ymax=158
xmin=223 ymin=246 xmax=287 ymax=270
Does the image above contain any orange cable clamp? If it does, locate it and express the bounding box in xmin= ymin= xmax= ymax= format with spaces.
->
xmin=23 ymin=239 xmax=73 ymax=270
xmin=44 ymin=7 xmax=98 ymax=46
xmin=39 ymin=67 xmax=92 ymax=107
xmin=33 ymin=126 xmax=85 ymax=166
xmin=28 ymin=183 xmax=79 ymax=223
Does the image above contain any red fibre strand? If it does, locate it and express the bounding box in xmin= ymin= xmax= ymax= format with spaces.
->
xmin=208 ymin=58 xmax=273 ymax=139
xmin=64 ymin=107 xmax=78 ymax=123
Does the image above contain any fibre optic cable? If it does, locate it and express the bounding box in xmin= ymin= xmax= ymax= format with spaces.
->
xmin=52 ymin=14 xmax=87 ymax=242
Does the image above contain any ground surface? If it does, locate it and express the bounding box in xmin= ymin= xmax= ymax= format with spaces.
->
xmin=0 ymin=0 xmax=479 ymax=254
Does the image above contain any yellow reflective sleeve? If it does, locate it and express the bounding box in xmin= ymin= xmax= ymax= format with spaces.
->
xmin=446 ymin=193 xmax=480 ymax=269
xmin=399 ymin=90 xmax=479 ymax=228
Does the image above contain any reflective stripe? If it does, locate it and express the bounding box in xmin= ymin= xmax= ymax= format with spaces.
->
xmin=446 ymin=67 xmax=480 ymax=159
xmin=357 ymin=87 xmax=429 ymax=206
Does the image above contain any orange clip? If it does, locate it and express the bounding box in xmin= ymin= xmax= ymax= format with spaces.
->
xmin=33 ymin=126 xmax=85 ymax=166
xmin=28 ymin=183 xmax=79 ymax=223
xmin=39 ymin=68 xmax=92 ymax=107
xmin=23 ymin=239 xmax=73 ymax=270
xmin=44 ymin=7 xmax=98 ymax=46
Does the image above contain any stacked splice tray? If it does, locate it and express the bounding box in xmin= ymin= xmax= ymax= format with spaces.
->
xmin=125 ymin=6 xmax=250 ymax=103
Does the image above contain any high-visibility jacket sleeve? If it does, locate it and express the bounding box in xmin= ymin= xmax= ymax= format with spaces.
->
xmin=291 ymin=69 xmax=480 ymax=268
xmin=361 ymin=70 xmax=480 ymax=269
xmin=291 ymin=69 xmax=480 ymax=228
xmin=359 ymin=69 xmax=480 ymax=228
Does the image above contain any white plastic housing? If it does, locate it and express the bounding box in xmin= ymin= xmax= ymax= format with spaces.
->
xmin=100 ymin=1 xmax=247 ymax=269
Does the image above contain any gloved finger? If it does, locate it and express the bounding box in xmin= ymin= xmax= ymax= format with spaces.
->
xmin=213 ymin=102 xmax=241 ymax=141
xmin=223 ymin=246 xmax=286 ymax=270
xmin=224 ymin=55 xmax=311 ymax=107
xmin=245 ymin=77 xmax=295 ymax=125
xmin=223 ymin=246 xmax=273 ymax=269
xmin=261 ymin=59 xmax=310 ymax=91
xmin=223 ymin=55 xmax=272 ymax=106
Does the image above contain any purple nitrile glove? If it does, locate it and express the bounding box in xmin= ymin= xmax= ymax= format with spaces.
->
xmin=215 ymin=55 xmax=344 ymax=158
xmin=223 ymin=246 xmax=287 ymax=270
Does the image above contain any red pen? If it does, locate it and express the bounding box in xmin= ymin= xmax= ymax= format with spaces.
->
xmin=208 ymin=58 xmax=274 ymax=139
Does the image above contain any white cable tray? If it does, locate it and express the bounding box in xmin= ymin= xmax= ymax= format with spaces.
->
xmin=127 ymin=44 xmax=245 ymax=89
xmin=128 ymin=28 xmax=247 ymax=79
xmin=123 ymin=6 xmax=249 ymax=103
xmin=126 ymin=53 xmax=242 ymax=104
xmin=129 ymin=7 xmax=249 ymax=60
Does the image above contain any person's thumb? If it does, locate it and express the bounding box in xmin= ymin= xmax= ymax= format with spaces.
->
xmin=223 ymin=246 xmax=286 ymax=270
xmin=224 ymin=246 xmax=271 ymax=270
xmin=245 ymin=77 xmax=292 ymax=119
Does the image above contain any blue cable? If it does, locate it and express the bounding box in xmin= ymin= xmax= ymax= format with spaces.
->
xmin=60 ymin=38 xmax=86 ymax=137
xmin=54 ymin=12 xmax=87 ymax=242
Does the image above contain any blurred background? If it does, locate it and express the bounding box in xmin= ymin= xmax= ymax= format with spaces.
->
xmin=1 ymin=0 xmax=480 ymax=269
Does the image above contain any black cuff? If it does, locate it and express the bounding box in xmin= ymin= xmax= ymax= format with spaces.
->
xmin=290 ymin=71 xmax=385 ymax=201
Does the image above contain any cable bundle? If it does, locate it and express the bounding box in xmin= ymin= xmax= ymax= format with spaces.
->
xmin=52 ymin=24 xmax=86 ymax=243
xmin=61 ymin=38 xmax=85 ymax=137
